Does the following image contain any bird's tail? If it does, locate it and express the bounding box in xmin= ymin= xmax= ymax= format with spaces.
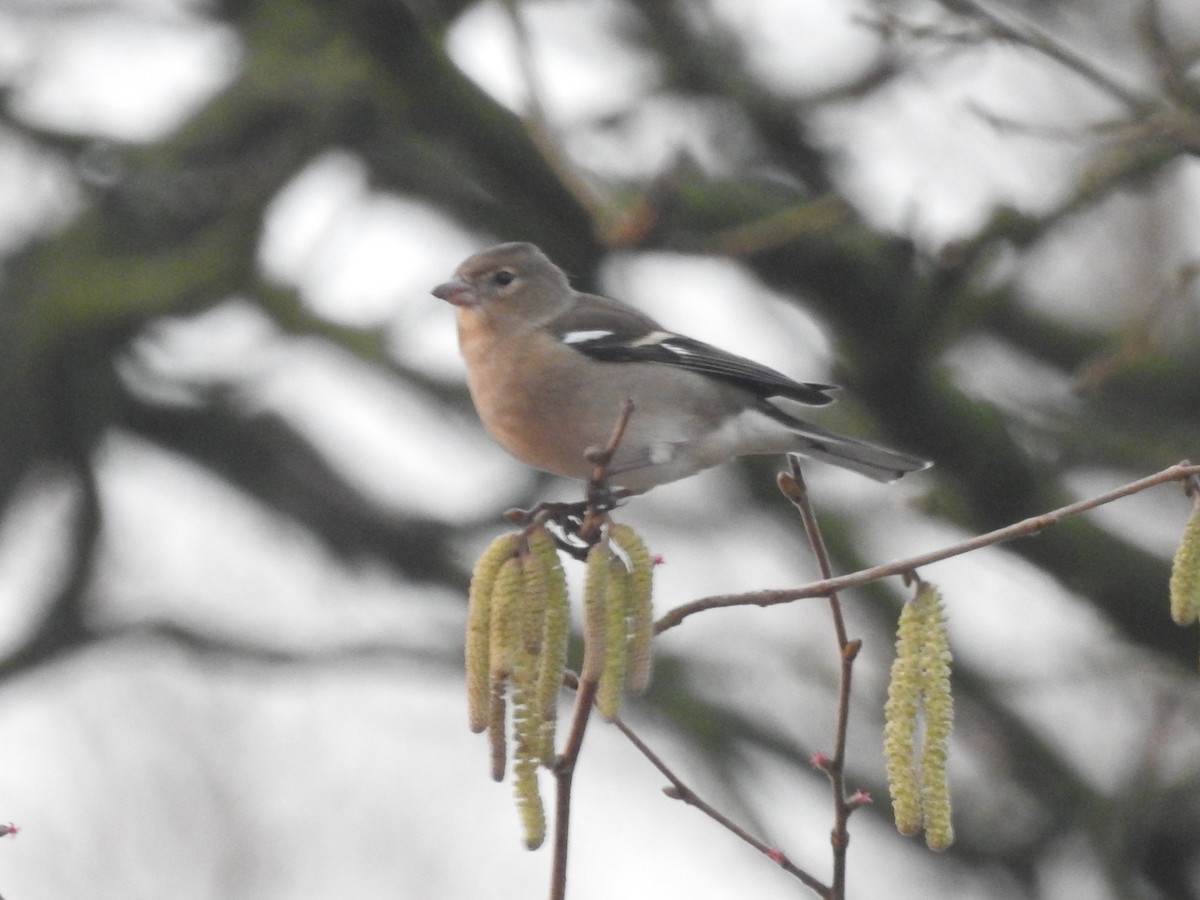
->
xmin=792 ymin=429 xmax=930 ymax=482
xmin=760 ymin=404 xmax=930 ymax=482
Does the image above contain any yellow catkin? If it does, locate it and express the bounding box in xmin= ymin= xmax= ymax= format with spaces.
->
xmin=529 ymin=529 xmax=569 ymax=764
xmin=513 ymin=754 xmax=546 ymax=850
xmin=509 ymin=550 xmax=549 ymax=775
xmin=526 ymin=525 xmax=565 ymax=592
xmin=488 ymin=679 xmax=507 ymax=783
xmin=915 ymin=584 xmax=955 ymax=851
xmin=485 ymin=556 xmax=524 ymax=784
xmin=527 ymin=529 xmax=568 ymax=708
xmin=581 ymin=540 xmax=611 ymax=684
xmin=510 ymin=662 xmax=542 ymax=787
xmin=610 ymin=523 xmax=654 ymax=693
xmin=466 ymin=532 xmax=520 ymax=733
xmin=1169 ymin=499 xmax=1200 ymax=626
xmin=489 ymin=556 xmax=525 ymax=684
xmin=520 ymin=542 xmax=550 ymax=660
xmin=597 ymin=555 xmax=631 ymax=721
xmin=511 ymin=541 xmax=552 ymax=779
xmin=884 ymin=594 xmax=923 ymax=837
xmin=510 ymin=653 xmax=545 ymax=848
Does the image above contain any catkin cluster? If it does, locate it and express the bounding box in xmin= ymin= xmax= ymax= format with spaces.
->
xmin=465 ymin=520 xmax=654 ymax=849
xmin=883 ymin=581 xmax=955 ymax=851
xmin=1169 ymin=497 xmax=1200 ymax=629
xmin=582 ymin=524 xmax=655 ymax=721
xmin=466 ymin=526 xmax=570 ymax=849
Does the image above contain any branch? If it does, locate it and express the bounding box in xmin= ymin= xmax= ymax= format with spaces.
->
xmin=779 ymin=458 xmax=859 ymax=900
xmin=548 ymin=399 xmax=636 ymax=900
xmin=500 ymin=0 xmax=610 ymax=226
xmin=1138 ymin=0 xmax=1197 ymax=104
xmin=655 ymin=462 xmax=1200 ymax=634
xmin=609 ymin=713 xmax=829 ymax=895
xmin=931 ymin=0 xmax=1149 ymax=111
xmin=601 ymin=459 xmax=875 ymax=900
xmin=549 ymin=674 xmax=598 ymax=900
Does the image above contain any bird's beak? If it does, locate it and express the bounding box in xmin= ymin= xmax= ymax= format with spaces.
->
xmin=432 ymin=277 xmax=478 ymax=308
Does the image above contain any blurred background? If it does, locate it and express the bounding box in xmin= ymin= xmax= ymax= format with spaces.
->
xmin=1 ymin=0 xmax=1199 ymax=897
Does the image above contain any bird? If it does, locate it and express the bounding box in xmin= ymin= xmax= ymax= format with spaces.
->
xmin=432 ymin=242 xmax=930 ymax=494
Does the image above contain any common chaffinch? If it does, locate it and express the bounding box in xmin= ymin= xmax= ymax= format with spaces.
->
xmin=432 ymin=242 xmax=930 ymax=493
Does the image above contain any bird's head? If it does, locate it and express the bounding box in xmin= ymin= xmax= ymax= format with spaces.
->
xmin=432 ymin=242 xmax=572 ymax=328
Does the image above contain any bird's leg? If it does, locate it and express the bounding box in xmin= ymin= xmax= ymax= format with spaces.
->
xmin=503 ymin=491 xmax=630 ymax=560
xmin=577 ymin=399 xmax=636 ymax=541
xmin=503 ymin=399 xmax=637 ymax=554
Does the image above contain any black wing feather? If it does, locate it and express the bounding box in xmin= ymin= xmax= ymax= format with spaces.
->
xmin=548 ymin=294 xmax=837 ymax=407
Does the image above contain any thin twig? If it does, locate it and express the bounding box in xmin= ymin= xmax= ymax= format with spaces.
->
xmin=549 ymin=676 xmax=598 ymax=900
xmin=579 ymin=398 xmax=636 ymax=540
xmin=547 ymin=400 xmax=636 ymax=900
xmin=1138 ymin=0 xmax=1200 ymax=105
xmin=780 ymin=458 xmax=858 ymax=900
xmin=784 ymin=457 xmax=849 ymax=647
xmin=609 ymin=714 xmax=830 ymax=896
xmin=655 ymin=462 xmax=1200 ymax=634
xmin=931 ymin=0 xmax=1149 ymax=110
xmin=1185 ymin=471 xmax=1200 ymax=498
xmin=500 ymin=0 xmax=610 ymax=222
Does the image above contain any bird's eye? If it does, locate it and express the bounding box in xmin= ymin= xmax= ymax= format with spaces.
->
xmin=493 ymin=270 xmax=515 ymax=287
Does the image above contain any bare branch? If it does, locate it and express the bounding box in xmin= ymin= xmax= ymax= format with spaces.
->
xmin=1138 ymin=0 xmax=1200 ymax=105
xmin=610 ymin=713 xmax=830 ymax=896
xmin=547 ymin=398 xmax=637 ymax=900
xmin=656 ymin=462 xmax=1200 ymax=634
xmin=779 ymin=458 xmax=858 ymax=899
xmin=930 ymin=0 xmax=1149 ymax=110
xmin=500 ymin=0 xmax=610 ymax=225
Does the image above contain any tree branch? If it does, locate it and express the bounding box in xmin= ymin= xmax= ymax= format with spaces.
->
xmin=779 ymin=457 xmax=859 ymax=900
xmin=931 ymin=0 xmax=1149 ymax=110
xmin=610 ymin=713 xmax=830 ymax=895
xmin=548 ymin=399 xmax=637 ymax=900
xmin=655 ymin=462 xmax=1200 ymax=634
